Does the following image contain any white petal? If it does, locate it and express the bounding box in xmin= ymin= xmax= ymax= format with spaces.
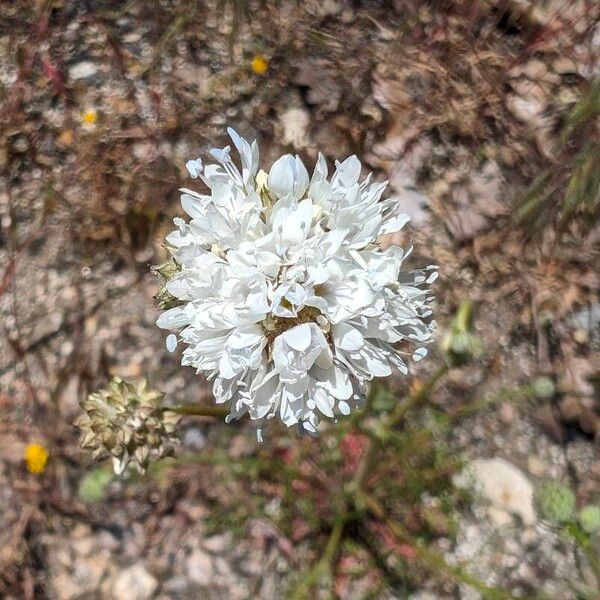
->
xmin=227 ymin=127 xmax=258 ymax=180
xmin=293 ymin=156 xmax=309 ymax=200
xmin=311 ymin=152 xmax=328 ymax=184
xmin=333 ymin=323 xmax=364 ymax=352
xmin=314 ymin=344 xmax=334 ymax=369
xmin=338 ymin=401 xmax=351 ymax=415
xmin=379 ymin=213 xmax=411 ymax=235
xmin=268 ymin=154 xmax=309 ymax=200
xmin=181 ymin=193 xmax=207 ymax=220
xmin=318 ymin=366 xmax=352 ymax=399
xmin=156 ymin=307 xmax=190 ymax=330
xmin=426 ymin=269 xmax=439 ymax=284
xmin=218 ymin=353 xmax=238 ymax=379
xmin=166 ymin=334 xmax=178 ymax=352
xmin=314 ymin=389 xmax=334 ymax=417
xmin=333 ymin=155 xmax=361 ymax=187
xmin=186 ymin=158 xmax=203 ymax=178
xmin=268 ymin=155 xmax=296 ymax=198
xmin=282 ymin=323 xmax=312 ymax=351
xmin=412 ymin=347 xmax=428 ymax=361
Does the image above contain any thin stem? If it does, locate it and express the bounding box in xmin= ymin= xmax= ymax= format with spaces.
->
xmin=162 ymin=404 xmax=229 ymax=418
xmin=387 ymin=364 xmax=449 ymax=429
xmin=289 ymin=382 xmax=388 ymax=598
xmin=575 ymin=533 xmax=600 ymax=588
xmin=448 ymin=384 xmax=535 ymax=422
xmin=290 ymin=512 xmax=347 ymax=600
xmin=350 ymin=364 xmax=449 ymax=492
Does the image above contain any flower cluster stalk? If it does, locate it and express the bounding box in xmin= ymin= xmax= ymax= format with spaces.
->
xmin=163 ymin=404 xmax=229 ymax=418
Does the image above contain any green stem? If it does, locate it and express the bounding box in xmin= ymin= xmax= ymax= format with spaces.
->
xmin=448 ymin=384 xmax=535 ymax=422
xmin=163 ymin=404 xmax=229 ymax=418
xmin=387 ymin=364 xmax=449 ymax=429
xmin=290 ymin=512 xmax=347 ymax=600
xmin=290 ymin=380 xmax=386 ymax=598
xmin=575 ymin=534 xmax=600 ymax=588
xmin=350 ymin=364 xmax=449 ymax=493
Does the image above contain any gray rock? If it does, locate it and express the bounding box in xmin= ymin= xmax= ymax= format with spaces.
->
xmin=567 ymin=303 xmax=600 ymax=331
xmin=182 ymin=427 xmax=206 ymax=451
xmin=50 ymin=553 xmax=111 ymax=600
xmin=444 ymin=160 xmax=505 ymax=241
xmin=162 ymin=576 xmax=189 ymax=594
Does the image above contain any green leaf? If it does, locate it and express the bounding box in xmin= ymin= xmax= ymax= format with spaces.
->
xmin=78 ymin=469 xmax=112 ymax=503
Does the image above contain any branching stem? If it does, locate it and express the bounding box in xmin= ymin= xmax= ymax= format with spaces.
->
xmin=163 ymin=404 xmax=229 ymax=418
xmin=292 ymin=365 xmax=449 ymax=597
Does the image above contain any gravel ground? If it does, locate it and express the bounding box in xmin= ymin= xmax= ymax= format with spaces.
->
xmin=1 ymin=1 xmax=598 ymax=598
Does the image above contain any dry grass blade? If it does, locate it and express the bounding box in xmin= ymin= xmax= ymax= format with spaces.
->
xmin=515 ymin=81 xmax=600 ymax=236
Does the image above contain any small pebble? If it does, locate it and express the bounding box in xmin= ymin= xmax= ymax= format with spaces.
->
xmin=68 ymin=61 xmax=98 ymax=80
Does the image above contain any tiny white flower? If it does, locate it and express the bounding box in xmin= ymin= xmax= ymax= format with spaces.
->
xmin=157 ymin=129 xmax=436 ymax=430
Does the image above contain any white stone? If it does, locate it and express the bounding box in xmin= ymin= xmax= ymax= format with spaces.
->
xmin=68 ymin=61 xmax=98 ymax=80
xmin=280 ymin=107 xmax=310 ymax=149
xmin=112 ymin=563 xmax=158 ymax=600
xmin=203 ymin=533 xmax=231 ymax=553
xmin=388 ymin=163 xmax=431 ymax=227
xmin=506 ymin=93 xmax=544 ymax=123
xmin=469 ymin=458 xmax=536 ymax=525
xmin=488 ymin=507 xmax=513 ymax=527
xmin=186 ymin=549 xmax=214 ymax=586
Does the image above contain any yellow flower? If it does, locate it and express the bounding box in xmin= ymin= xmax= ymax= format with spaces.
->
xmin=25 ymin=443 xmax=49 ymax=474
xmin=251 ymin=55 xmax=268 ymax=76
xmin=81 ymin=109 xmax=98 ymax=125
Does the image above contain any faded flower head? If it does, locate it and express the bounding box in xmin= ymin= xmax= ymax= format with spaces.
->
xmin=441 ymin=300 xmax=483 ymax=367
xmin=157 ymin=128 xmax=436 ymax=432
xmin=76 ymin=377 xmax=180 ymax=474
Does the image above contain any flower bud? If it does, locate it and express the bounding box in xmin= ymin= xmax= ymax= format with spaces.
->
xmin=535 ymin=480 xmax=575 ymax=524
xmin=441 ymin=301 xmax=483 ymax=367
xmin=152 ymin=259 xmax=183 ymax=310
xmin=533 ymin=376 xmax=555 ymax=399
xmin=579 ymin=505 xmax=600 ymax=533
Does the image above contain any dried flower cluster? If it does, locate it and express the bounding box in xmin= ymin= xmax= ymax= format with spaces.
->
xmin=76 ymin=378 xmax=180 ymax=474
xmin=157 ymin=129 xmax=436 ymax=432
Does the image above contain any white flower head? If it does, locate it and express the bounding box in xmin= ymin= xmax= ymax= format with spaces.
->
xmin=157 ymin=128 xmax=436 ymax=431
